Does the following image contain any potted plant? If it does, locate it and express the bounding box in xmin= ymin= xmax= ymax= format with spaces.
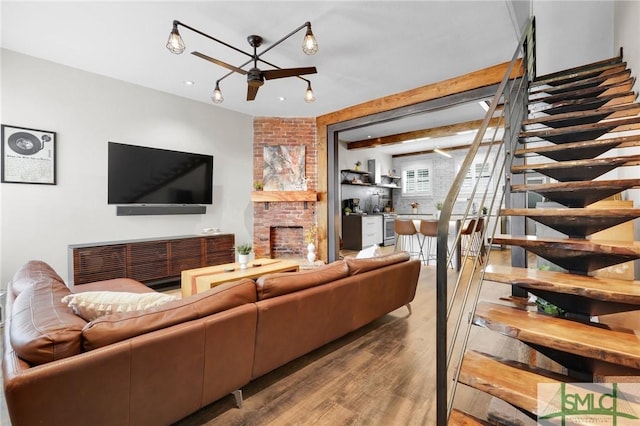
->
xmin=236 ymin=243 xmax=252 ymax=269
xmin=435 ymin=201 xmax=443 ymax=219
xmin=354 ymin=161 xmax=361 ymax=171
xmin=254 ymin=181 xmax=263 ymax=191
xmin=344 ymin=207 xmax=352 ymax=216
xmin=410 ymin=201 xmax=419 ymax=214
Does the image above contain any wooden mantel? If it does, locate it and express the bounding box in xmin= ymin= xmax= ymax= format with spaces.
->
xmin=250 ymin=190 xmax=318 ymax=203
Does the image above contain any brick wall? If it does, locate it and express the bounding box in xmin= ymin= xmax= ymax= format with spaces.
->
xmin=253 ymin=117 xmax=317 ymax=258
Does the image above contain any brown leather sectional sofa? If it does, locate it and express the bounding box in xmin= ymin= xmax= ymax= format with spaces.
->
xmin=3 ymin=252 xmax=420 ymax=426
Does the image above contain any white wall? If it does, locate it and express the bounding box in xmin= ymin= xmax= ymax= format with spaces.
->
xmin=0 ymin=49 xmax=254 ymax=285
xmin=533 ymin=1 xmax=614 ymax=76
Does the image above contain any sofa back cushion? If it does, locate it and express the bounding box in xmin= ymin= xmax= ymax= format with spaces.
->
xmin=10 ymin=260 xmax=64 ymax=298
xmin=345 ymin=252 xmax=410 ymax=275
xmin=10 ymin=276 xmax=87 ymax=365
xmin=82 ymin=278 xmax=257 ymax=350
xmin=255 ymin=261 xmax=349 ymax=300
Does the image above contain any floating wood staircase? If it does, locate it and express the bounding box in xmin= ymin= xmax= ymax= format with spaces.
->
xmin=452 ymin=53 xmax=640 ymax=423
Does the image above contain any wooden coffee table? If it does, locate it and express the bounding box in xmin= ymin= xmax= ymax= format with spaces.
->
xmin=181 ymin=258 xmax=300 ymax=297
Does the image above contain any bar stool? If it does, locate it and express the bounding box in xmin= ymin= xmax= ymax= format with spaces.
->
xmin=417 ymin=220 xmax=438 ymax=265
xmin=394 ymin=219 xmax=419 ymax=259
xmin=461 ymin=217 xmax=485 ymax=260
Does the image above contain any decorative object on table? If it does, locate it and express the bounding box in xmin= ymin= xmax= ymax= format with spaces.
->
xmin=263 ymin=145 xmax=306 ymax=190
xmin=254 ymin=181 xmax=263 ymax=191
xmin=435 ymin=201 xmax=443 ymax=219
xmin=354 ymin=161 xmax=361 ymax=171
xmin=304 ymin=224 xmax=317 ymax=263
xmin=236 ymin=243 xmax=252 ymax=269
xmin=1 ymin=124 xmax=56 ymax=185
xmin=410 ymin=201 xmax=419 ymax=214
xmin=481 ymin=206 xmax=488 ymax=216
xmin=166 ymin=20 xmax=318 ymax=103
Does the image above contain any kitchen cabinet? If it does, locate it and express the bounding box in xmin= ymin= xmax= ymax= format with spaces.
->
xmin=342 ymin=214 xmax=383 ymax=250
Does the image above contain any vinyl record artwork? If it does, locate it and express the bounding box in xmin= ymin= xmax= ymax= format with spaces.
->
xmin=1 ymin=124 xmax=56 ymax=184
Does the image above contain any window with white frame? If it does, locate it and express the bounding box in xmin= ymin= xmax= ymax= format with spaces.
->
xmin=403 ymin=167 xmax=431 ymax=194
xmin=459 ymin=159 xmax=492 ymax=195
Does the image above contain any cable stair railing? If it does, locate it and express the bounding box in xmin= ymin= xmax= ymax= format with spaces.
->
xmin=435 ymin=17 xmax=535 ymax=424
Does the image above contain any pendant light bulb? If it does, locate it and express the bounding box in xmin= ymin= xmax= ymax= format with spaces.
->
xmin=302 ymin=23 xmax=318 ymax=55
xmin=166 ymin=21 xmax=186 ymax=54
xmin=211 ymin=83 xmax=224 ymax=104
xmin=304 ymin=82 xmax=316 ymax=103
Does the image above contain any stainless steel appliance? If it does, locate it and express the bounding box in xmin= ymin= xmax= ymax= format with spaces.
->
xmin=382 ymin=213 xmax=397 ymax=246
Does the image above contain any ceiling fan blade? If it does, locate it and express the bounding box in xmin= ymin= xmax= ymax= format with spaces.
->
xmin=191 ymin=51 xmax=248 ymax=75
xmin=247 ymin=85 xmax=259 ymax=101
xmin=262 ymin=67 xmax=317 ymax=80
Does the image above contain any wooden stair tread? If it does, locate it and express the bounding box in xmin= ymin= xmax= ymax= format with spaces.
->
xmin=523 ymin=102 xmax=640 ymax=127
xmin=529 ymin=66 xmax=630 ymax=96
xmin=514 ymin=134 xmax=640 ymax=160
xmin=511 ymin=178 xmax=640 ymax=208
xmin=484 ymin=264 xmax=640 ymax=306
xmin=519 ymin=115 xmax=640 ymax=140
xmin=449 ymin=409 xmax=492 ymax=426
xmin=499 ymin=208 xmax=640 ymax=237
xmin=530 ymin=92 xmax=637 ymax=115
xmin=532 ymin=56 xmax=624 ymax=87
xmin=491 ymin=235 xmax=640 ymax=273
xmin=473 ymin=302 xmax=640 ymax=370
xmin=459 ymin=350 xmax=569 ymax=416
xmin=528 ymin=78 xmax=635 ymax=107
xmin=510 ymin=154 xmax=640 ymax=181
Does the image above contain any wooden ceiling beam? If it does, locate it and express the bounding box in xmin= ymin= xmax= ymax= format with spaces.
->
xmin=391 ymin=140 xmax=500 ymax=158
xmin=346 ymin=116 xmax=503 ymax=150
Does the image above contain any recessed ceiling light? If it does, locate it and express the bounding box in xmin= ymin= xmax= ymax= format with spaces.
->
xmin=184 ymin=80 xmax=195 ymax=86
xmin=279 ymin=96 xmax=287 ymax=101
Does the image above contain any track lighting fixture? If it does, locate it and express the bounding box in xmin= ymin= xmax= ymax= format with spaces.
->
xmin=166 ymin=20 xmax=318 ymax=103
xmin=434 ymin=148 xmax=452 ymax=158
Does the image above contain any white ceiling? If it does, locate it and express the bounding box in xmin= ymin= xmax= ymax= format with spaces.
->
xmin=1 ymin=1 xmax=521 ymax=149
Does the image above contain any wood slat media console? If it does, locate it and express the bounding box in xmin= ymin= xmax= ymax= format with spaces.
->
xmin=69 ymin=234 xmax=235 ymax=287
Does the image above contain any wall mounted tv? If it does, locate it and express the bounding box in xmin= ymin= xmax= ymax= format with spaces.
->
xmin=108 ymin=142 xmax=213 ymax=214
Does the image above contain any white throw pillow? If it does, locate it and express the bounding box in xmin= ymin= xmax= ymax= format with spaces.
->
xmin=62 ymin=291 xmax=177 ymax=321
xmin=356 ymin=244 xmax=381 ymax=259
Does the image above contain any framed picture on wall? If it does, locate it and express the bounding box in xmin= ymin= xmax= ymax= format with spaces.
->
xmin=1 ymin=124 xmax=56 ymax=185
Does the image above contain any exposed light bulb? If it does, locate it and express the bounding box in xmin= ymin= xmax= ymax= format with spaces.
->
xmin=211 ymin=83 xmax=224 ymax=104
xmin=304 ymin=83 xmax=316 ymax=103
xmin=166 ymin=23 xmax=186 ymax=54
xmin=302 ymin=24 xmax=318 ymax=55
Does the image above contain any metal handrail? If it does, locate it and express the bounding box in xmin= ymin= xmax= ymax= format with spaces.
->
xmin=435 ymin=17 xmax=535 ymax=424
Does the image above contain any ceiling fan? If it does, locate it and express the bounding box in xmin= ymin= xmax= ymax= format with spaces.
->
xmin=167 ymin=21 xmax=318 ymax=103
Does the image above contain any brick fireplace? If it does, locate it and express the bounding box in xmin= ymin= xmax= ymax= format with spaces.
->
xmin=253 ymin=117 xmax=317 ymax=259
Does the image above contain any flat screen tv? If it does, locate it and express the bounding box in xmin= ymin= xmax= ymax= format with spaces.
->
xmin=108 ymin=142 xmax=213 ymax=205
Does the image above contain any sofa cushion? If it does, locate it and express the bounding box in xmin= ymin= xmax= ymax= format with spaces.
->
xmin=255 ymin=261 xmax=349 ymax=300
xmin=10 ymin=260 xmax=64 ymax=298
xmin=10 ymin=276 xmax=87 ymax=365
xmin=82 ymin=278 xmax=257 ymax=350
xmin=345 ymin=252 xmax=410 ymax=275
xmin=62 ymin=291 xmax=178 ymax=321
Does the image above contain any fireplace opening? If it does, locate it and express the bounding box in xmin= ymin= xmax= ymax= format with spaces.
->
xmin=269 ymin=226 xmax=304 ymax=258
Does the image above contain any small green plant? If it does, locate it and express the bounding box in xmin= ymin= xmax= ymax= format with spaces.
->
xmin=482 ymin=206 xmax=488 ymax=215
xmin=436 ymin=202 xmax=444 ymax=210
xmin=304 ymin=224 xmax=317 ymax=245
xmin=344 ymin=207 xmax=352 ymax=215
xmin=236 ymin=243 xmax=252 ymax=255
xmin=254 ymin=181 xmax=263 ymax=190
